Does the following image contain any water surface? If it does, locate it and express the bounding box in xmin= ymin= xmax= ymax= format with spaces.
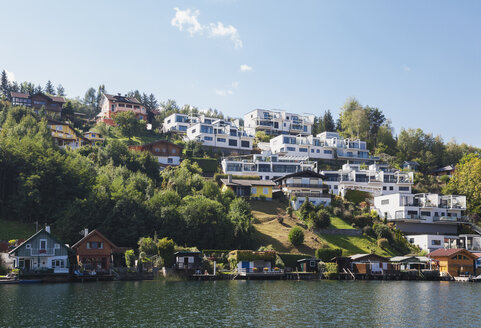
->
xmin=1 ymin=280 xmax=480 ymax=327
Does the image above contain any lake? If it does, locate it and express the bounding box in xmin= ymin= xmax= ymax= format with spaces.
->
xmin=1 ymin=280 xmax=480 ymax=327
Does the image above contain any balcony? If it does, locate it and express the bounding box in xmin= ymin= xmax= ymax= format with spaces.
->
xmin=394 ymin=211 xmax=422 ymax=220
xmin=292 ymin=192 xmax=331 ymax=198
xmin=433 ymin=216 xmax=468 ymax=222
xmin=286 ymin=183 xmax=326 ymax=188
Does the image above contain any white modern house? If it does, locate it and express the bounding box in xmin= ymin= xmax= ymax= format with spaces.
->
xmin=321 ymin=163 xmax=414 ymax=197
xmin=374 ymin=193 xmax=467 ymax=234
xmin=244 ymin=109 xmax=315 ymax=136
xmin=186 ymin=119 xmax=254 ymax=152
xmin=273 ymin=171 xmax=331 ymax=209
xmin=406 ymin=234 xmax=481 ymax=253
xmin=269 ymin=132 xmax=378 ymax=162
xmin=221 ymin=151 xmax=317 ymax=181
xmin=162 ymin=113 xmax=217 ymax=134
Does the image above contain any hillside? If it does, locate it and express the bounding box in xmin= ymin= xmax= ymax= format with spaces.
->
xmin=250 ymin=200 xmax=399 ymax=257
xmin=0 ymin=219 xmax=36 ymax=241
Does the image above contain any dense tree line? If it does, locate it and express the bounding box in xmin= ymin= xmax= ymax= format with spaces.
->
xmin=0 ymin=104 xmax=254 ymax=249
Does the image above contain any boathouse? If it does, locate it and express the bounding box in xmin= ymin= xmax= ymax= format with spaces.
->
xmin=72 ymin=229 xmax=117 ymax=274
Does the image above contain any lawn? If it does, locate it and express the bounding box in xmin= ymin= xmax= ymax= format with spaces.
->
xmin=329 ymin=216 xmax=354 ymax=229
xmin=316 ymin=234 xmax=397 ymax=257
xmin=0 ymin=219 xmax=36 ymax=241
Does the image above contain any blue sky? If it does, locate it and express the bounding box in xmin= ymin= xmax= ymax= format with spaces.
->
xmin=1 ymin=0 xmax=480 ymax=145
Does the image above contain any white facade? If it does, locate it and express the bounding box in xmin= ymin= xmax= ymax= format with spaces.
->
xmin=275 ymin=173 xmax=331 ymax=210
xmin=321 ymin=163 xmax=413 ymax=197
xmin=374 ymin=193 xmax=466 ymax=223
xmin=269 ymin=132 xmax=376 ymax=162
xmin=244 ymin=109 xmax=314 ymax=136
xmin=405 ymin=234 xmax=456 ymax=253
xmin=186 ymin=119 xmax=254 ymax=151
xmin=221 ymin=151 xmax=317 ymax=180
xmin=162 ymin=113 xmax=218 ymax=133
xmin=156 ymin=156 xmax=181 ymax=166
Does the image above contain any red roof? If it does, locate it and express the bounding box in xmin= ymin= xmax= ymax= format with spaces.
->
xmin=428 ymin=248 xmax=477 ymax=259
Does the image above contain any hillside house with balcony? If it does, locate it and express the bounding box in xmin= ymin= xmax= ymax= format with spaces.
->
xmin=243 ymin=109 xmax=314 ymax=136
xmin=97 ymin=93 xmax=147 ymax=126
xmin=129 ymin=140 xmax=182 ymax=167
xmin=186 ymin=119 xmax=254 ymax=153
xmin=11 ymin=91 xmax=66 ymax=118
xmin=374 ymin=193 xmax=467 ymax=234
xmin=72 ymin=229 xmax=117 ymax=274
xmin=162 ymin=113 xmax=218 ymax=134
xmin=83 ymin=131 xmax=104 ymax=143
xmin=9 ymin=227 xmax=71 ymax=275
xmin=406 ymin=234 xmax=481 ymax=253
xmin=321 ymin=163 xmax=413 ymax=197
xmin=221 ymin=151 xmax=317 ymax=181
xmin=47 ymin=119 xmax=90 ymax=149
xmin=273 ymin=171 xmax=331 ymax=209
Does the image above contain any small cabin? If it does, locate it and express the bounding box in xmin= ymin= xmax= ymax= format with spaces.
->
xmin=297 ymin=258 xmax=321 ymax=272
xmin=428 ymin=248 xmax=479 ymax=277
xmin=349 ymin=254 xmax=392 ymax=274
xmin=174 ymin=251 xmax=203 ymax=270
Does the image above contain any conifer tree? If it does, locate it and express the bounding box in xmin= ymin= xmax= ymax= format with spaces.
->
xmin=56 ymin=84 xmax=66 ymax=96
xmin=45 ymin=80 xmax=55 ymax=95
xmin=0 ymin=70 xmax=9 ymax=99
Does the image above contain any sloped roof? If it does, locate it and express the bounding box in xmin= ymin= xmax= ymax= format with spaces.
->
xmin=72 ymin=229 xmax=117 ymax=249
xmin=273 ymin=170 xmax=325 ymax=182
xmin=221 ymin=179 xmax=276 ymax=187
xmin=433 ymin=165 xmax=455 ymax=173
xmin=11 ymin=91 xmax=65 ymax=103
xmin=349 ymin=253 xmax=389 ymax=262
xmin=428 ymin=248 xmax=478 ymax=259
xmin=9 ymin=228 xmax=70 ymax=255
xmin=104 ymin=93 xmax=142 ymax=105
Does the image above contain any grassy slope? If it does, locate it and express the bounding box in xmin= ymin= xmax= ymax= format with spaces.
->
xmin=250 ymin=200 xmax=400 ymax=258
xmin=0 ymin=219 xmax=36 ymax=241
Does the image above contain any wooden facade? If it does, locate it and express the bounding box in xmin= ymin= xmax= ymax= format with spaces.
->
xmin=429 ymin=248 xmax=478 ymax=277
xmin=11 ymin=92 xmax=65 ymax=118
xmin=129 ymin=140 xmax=182 ymax=166
xmin=72 ymin=230 xmax=117 ymax=273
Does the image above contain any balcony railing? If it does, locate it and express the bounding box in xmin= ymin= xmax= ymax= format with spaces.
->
xmin=394 ymin=211 xmax=422 ymax=220
xmin=292 ymin=192 xmax=331 ymax=198
xmin=433 ymin=216 xmax=468 ymax=222
xmin=286 ymin=183 xmax=325 ymax=188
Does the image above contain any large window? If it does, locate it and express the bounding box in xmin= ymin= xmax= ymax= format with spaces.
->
xmin=381 ymin=199 xmax=389 ymax=205
xmin=241 ymin=140 xmax=250 ymax=148
xmin=431 ymin=240 xmax=441 ymax=246
xmin=229 ymin=139 xmax=238 ymax=147
xmin=200 ymin=125 xmax=213 ymax=134
xmin=299 ymin=148 xmax=308 ymax=152
xmin=87 ymin=242 xmax=104 ymax=249
xmin=178 ymin=125 xmax=187 ymax=131
xmin=217 ymin=138 xmax=226 ymax=143
xmin=226 ymin=163 xmax=242 ymax=171
xmin=204 ymin=136 xmax=213 ymax=141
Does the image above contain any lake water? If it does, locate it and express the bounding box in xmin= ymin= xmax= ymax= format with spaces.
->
xmin=1 ymin=280 xmax=480 ymax=327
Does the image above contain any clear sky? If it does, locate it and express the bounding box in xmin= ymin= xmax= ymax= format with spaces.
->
xmin=1 ymin=0 xmax=480 ymax=145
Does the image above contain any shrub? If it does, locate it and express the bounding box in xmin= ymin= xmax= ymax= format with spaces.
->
xmin=318 ymin=262 xmax=339 ymax=279
xmin=373 ymin=224 xmax=393 ymax=241
xmin=157 ymin=237 xmax=175 ymax=268
xmin=352 ymin=214 xmax=373 ymax=228
xmin=342 ymin=210 xmax=353 ymax=222
xmin=308 ymin=209 xmax=331 ymax=230
xmin=286 ymin=206 xmax=293 ymax=218
xmin=377 ymin=238 xmax=389 ymax=249
xmin=315 ymin=248 xmax=342 ymax=262
xmin=362 ymin=226 xmax=374 ymax=237
xmin=125 ymin=249 xmax=136 ymax=268
xmin=288 ymin=227 xmax=304 ymax=246
xmin=299 ymin=199 xmax=315 ymax=220
xmin=332 ymin=207 xmax=342 ymax=218
xmin=278 ymin=253 xmax=311 ymax=268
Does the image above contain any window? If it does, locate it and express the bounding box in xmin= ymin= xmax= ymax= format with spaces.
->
xmin=119 ymin=103 xmax=125 ymax=107
xmin=383 ymin=186 xmax=387 ymax=190
xmin=389 ymin=186 xmax=394 ymax=191
xmin=26 ymin=244 xmax=31 ymax=249
xmin=299 ymin=148 xmax=308 ymax=152
xmin=172 ymin=149 xmax=176 ymax=154
xmin=168 ymin=158 xmax=173 ymax=164
xmin=54 ymin=244 xmax=60 ymax=249
xmin=204 ymin=136 xmax=213 ymax=141
xmin=431 ymin=240 xmax=441 ymax=246
xmin=87 ymin=242 xmax=103 ymax=249
xmin=167 ymin=119 xmax=171 ymax=124
xmin=311 ymin=149 xmax=314 ymax=153
xmin=229 ymin=139 xmax=238 ymax=147
xmin=263 ymin=188 xmax=268 ymax=195
xmin=154 ymin=148 xmax=160 ymax=152
xmin=179 ymin=125 xmax=188 ymax=131
xmin=217 ymin=138 xmax=226 ymax=143
xmin=420 ymin=211 xmax=431 ymax=217
xmin=40 ymin=239 xmax=47 ymax=250
xmin=241 ymin=140 xmax=250 ymax=148
xmin=126 ymin=105 xmax=132 ymax=108
xmin=111 ymin=104 xmax=115 ymax=111
xmin=251 ymin=187 xmax=257 ymax=194
xmin=200 ymin=125 xmax=213 ymax=134
xmin=316 ymin=149 xmax=320 ymax=153
xmin=324 ymin=150 xmax=332 ymax=154
xmin=287 ymin=147 xmax=296 ymax=151
xmin=381 ymin=199 xmax=389 ymax=205
xmin=409 ymin=238 xmax=414 ymax=243
xmin=399 ymin=186 xmax=410 ymax=191
xmin=56 ymin=126 xmax=63 ymax=131
xmin=134 ymin=105 xmax=140 ymax=109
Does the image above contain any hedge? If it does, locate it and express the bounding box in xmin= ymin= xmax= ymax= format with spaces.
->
xmin=228 ymin=250 xmax=277 ymax=268
xmin=344 ymin=189 xmax=372 ymax=205
xmin=190 ymin=157 xmax=219 ymax=174
xmin=315 ymin=248 xmax=343 ymax=262
xmin=278 ymin=253 xmax=312 ymax=269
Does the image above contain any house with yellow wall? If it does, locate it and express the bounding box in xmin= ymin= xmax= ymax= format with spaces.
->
xmin=428 ymin=248 xmax=479 ymax=277
xmin=221 ymin=176 xmax=276 ymax=200
xmin=47 ymin=119 xmax=90 ymax=149
xmin=83 ymin=131 xmax=105 ymax=143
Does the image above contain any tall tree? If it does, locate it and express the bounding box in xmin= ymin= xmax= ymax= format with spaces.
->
xmin=113 ymin=111 xmax=144 ymax=141
xmin=0 ymin=70 xmax=9 ymax=99
xmin=83 ymin=87 xmax=97 ymax=118
xmin=45 ymin=80 xmax=55 ymax=95
xmin=322 ymin=110 xmax=335 ymax=132
xmin=56 ymin=84 xmax=66 ymax=96
xmin=366 ymin=106 xmax=385 ymax=147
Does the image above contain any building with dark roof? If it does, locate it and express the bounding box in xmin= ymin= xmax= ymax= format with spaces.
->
xmin=221 ymin=176 xmax=277 ymax=199
xmin=11 ymin=92 xmax=66 ymax=118
xmin=129 ymin=140 xmax=183 ymax=167
xmin=428 ymin=248 xmax=479 ymax=277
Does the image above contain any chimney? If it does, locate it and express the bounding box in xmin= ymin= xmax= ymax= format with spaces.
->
xmin=228 ymin=174 xmax=232 ymax=183
xmin=84 ymin=228 xmax=89 ymax=237
xmin=45 ymin=225 xmax=51 ymax=234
